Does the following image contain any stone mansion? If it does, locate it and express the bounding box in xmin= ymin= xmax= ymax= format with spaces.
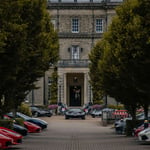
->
xmin=27 ymin=0 xmax=124 ymax=106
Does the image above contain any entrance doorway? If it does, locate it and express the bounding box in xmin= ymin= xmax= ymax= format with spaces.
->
xmin=70 ymin=86 xmax=81 ymax=106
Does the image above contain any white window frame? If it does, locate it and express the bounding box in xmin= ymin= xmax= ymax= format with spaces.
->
xmin=95 ymin=18 xmax=103 ymax=33
xmin=72 ymin=18 xmax=79 ymax=33
xmin=71 ymin=46 xmax=80 ymax=60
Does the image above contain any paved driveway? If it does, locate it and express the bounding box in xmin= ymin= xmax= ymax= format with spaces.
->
xmin=13 ymin=115 xmax=150 ymax=150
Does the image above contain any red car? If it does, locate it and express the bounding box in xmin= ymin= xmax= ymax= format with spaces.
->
xmin=0 ymin=127 xmax=22 ymax=145
xmin=0 ymin=133 xmax=13 ymax=149
xmin=133 ymin=123 xmax=150 ymax=137
xmin=4 ymin=115 xmax=41 ymax=133
xmin=24 ymin=121 xmax=41 ymax=133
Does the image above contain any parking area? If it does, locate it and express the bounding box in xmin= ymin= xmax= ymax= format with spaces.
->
xmin=13 ymin=115 xmax=150 ymax=150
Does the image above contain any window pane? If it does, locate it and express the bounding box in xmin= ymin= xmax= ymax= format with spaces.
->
xmin=71 ymin=46 xmax=80 ymax=59
xmin=96 ymin=19 xmax=103 ymax=33
xmin=51 ymin=19 xmax=56 ymax=30
xmin=72 ymin=18 xmax=79 ymax=33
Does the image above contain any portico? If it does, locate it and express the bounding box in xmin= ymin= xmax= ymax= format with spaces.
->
xmin=58 ymin=66 xmax=91 ymax=106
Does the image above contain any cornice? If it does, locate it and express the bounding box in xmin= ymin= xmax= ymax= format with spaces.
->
xmin=58 ymin=33 xmax=102 ymax=38
xmin=47 ymin=2 xmax=122 ymax=10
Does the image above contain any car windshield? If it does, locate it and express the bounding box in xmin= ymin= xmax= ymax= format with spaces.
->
xmin=68 ymin=109 xmax=82 ymax=113
xmin=31 ymin=107 xmax=39 ymax=110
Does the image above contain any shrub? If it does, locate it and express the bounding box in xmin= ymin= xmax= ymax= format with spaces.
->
xmin=108 ymin=104 xmax=124 ymax=110
xmin=18 ymin=103 xmax=32 ymax=116
xmin=0 ymin=120 xmax=13 ymax=130
xmin=15 ymin=118 xmax=24 ymax=126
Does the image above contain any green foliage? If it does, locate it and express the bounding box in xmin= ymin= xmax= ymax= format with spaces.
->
xmin=0 ymin=0 xmax=59 ymax=116
xmin=108 ymin=104 xmax=124 ymax=110
xmin=89 ymin=40 xmax=105 ymax=101
xmin=93 ymin=100 xmax=104 ymax=105
xmin=17 ymin=103 xmax=32 ymax=116
xmin=89 ymin=0 xmax=150 ymax=119
xmin=0 ymin=120 xmax=13 ymax=130
xmin=125 ymin=120 xmax=144 ymax=136
xmin=49 ymin=68 xmax=58 ymax=104
xmin=15 ymin=118 xmax=24 ymax=126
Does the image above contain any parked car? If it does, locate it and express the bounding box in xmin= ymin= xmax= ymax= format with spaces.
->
xmin=13 ymin=123 xmax=28 ymax=136
xmin=65 ymin=108 xmax=86 ymax=120
xmin=114 ymin=119 xmax=126 ymax=134
xmin=138 ymin=127 xmax=150 ymax=143
xmin=24 ymin=121 xmax=41 ymax=133
xmin=91 ymin=109 xmax=102 ymax=118
xmin=133 ymin=123 xmax=150 ymax=137
xmin=7 ymin=112 xmax=48 ymax=129
xmin=4 ymin=114 xmax=41 ymax=133
xmin=0 ymin=127 xmax=22 ymax=145
xmin=3 ymin=115 xmax=28 ymax=136
xmin=0 ymin=133 xmax=13 ymax=149
xmin=30 ymin=106 xmax=52 ymax=117
xmin=136 ymin=112 xmax=150 ymax=120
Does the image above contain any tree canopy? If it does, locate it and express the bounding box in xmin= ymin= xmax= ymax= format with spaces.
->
xmin=0 ymin=0 xmax=59 ymax=116
xmin=89 ymin=0 xmax=150 ymax=119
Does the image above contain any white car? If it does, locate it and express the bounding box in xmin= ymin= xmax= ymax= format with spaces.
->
xmin=138 ymin=127 xmax=150 ymax=143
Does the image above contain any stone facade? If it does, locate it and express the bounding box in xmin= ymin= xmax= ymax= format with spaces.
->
xmin=28 ymin=0 xmax=124 ymax=106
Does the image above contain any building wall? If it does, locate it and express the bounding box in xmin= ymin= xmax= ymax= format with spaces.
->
xmin=29 ymin=1 xmax=123 ymax=106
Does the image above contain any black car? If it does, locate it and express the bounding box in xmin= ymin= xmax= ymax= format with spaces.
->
xmin=65 ymin=108 xmax=86 ymax=120
xmin=30 ymin=106 xmax=52 ymax=117
xmin=13 ymin=123 xmax=28 ymax=136
xmin=7 ymin=112 xmax=48 ymax=129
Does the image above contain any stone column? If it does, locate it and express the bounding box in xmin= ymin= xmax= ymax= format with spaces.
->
xmin=64 ymin=73 xmax=67 ymax=104
xmin=84 ymin=73 xmax=88 ymax=105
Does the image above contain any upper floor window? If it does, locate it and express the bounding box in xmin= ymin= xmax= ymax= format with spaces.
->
xmin=96 ymin=18 xmax=103 ymax=33
xmin=71 ymin=46 xmax=80 ymax=59
xmin=72 ymin=18 xmax=79 ymax=33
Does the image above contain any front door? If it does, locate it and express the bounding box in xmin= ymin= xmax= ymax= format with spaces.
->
xmin=70 ymin=86 xmax=81 ymax=106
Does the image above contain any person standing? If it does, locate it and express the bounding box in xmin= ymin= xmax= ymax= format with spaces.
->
xmin=144 ymin=120 xmax=149 ymax=129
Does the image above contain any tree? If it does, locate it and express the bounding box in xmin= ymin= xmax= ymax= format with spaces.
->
xmin=89 ymin=40 xmax=104 ymax=103
xmin=49 ymin=67 xmax=58 ymax=104
xmin=0 ymin=0 xmax=59 ymax=117
xmin=89 ymin=0 xmax=150 ymax=119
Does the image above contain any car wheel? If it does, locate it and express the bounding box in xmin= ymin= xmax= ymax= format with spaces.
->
xmin=47 ymin=114 xmax=52 ymax=117
xmin=65 ymin=116 xmax=69 ymax=119
xmin=82 ymin=116 xmax=85 ymax=120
